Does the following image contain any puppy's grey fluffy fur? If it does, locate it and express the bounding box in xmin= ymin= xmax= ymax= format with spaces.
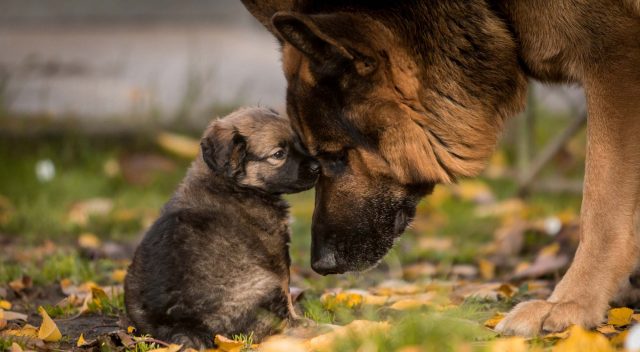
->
xmin=124 ymin=107 xmax=319 ymax=348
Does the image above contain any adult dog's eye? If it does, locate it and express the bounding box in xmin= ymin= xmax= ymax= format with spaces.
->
xmin=271 ymin=149 xmax=287 ymax=160
xmin=318 ymin=149 xmax=348 ymax=174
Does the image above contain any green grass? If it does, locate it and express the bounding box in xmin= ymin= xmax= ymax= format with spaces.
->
xmin=0 ymin=134 xmax=189 ymax=242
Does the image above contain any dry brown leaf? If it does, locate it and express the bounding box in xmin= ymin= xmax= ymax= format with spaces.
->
xmin=417 ymin=237 xmax=452 ymax=251
xmin=403 ymin=262 xmax=437 ymax=280
xmin=1 ymin=310 xmax=28 ymax=321
xmin=9 ymin=276 xmax=32 ymax=293
xmin=608 ymin=307 xmax=633 ymax=327
xmin=68 ymin=198 xmax=113 ymax=226
xmin=451 ymin=264 xmax=478 ymax=279
xmin=10 ymin=342 xmax=23 ymax=352
xmin=474 ymin=198 xmax=526 ymax=218
xmin=373 ymin=281 xmax=423 ymax=296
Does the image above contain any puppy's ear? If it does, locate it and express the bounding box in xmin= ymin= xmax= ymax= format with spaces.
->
xmin=201 ymin=124 xmax=247 ymax=178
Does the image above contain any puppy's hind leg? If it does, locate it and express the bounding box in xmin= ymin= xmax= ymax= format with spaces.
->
xmin=156 ymin=326 xmax=213 ymax=349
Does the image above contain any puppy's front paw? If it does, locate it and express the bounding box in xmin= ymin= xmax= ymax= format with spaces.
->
xmin=496 ymin=299 xmax=606 ymax=337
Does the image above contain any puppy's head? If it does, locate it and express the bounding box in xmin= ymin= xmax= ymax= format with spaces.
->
xmin=201 ymin=107 xmax=319 ymax=194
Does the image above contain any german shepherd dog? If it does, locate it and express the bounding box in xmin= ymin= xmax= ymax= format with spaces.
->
xmin=125 ymin=107 xmax=319 ymax=347
xmin=241 ymin=0 xmax=640 ymax=336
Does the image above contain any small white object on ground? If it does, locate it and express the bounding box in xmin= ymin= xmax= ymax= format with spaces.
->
xmin=35 ymin=159 xmax=55 ymax=182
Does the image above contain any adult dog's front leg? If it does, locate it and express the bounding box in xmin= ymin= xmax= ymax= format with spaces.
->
xmin=497 ymin=67 xmax=640 ymax=336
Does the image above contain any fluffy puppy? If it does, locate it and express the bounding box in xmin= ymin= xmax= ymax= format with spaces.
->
xmin=124 ymin=107 xmax=319 ymax=348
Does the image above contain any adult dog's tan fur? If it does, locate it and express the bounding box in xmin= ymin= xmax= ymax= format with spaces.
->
xmin=242 ymin=0 xmax=640 ymax=336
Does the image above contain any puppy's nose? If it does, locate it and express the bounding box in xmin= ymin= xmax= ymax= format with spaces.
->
xmin=308 ymin=160 xmax=321 ymax=174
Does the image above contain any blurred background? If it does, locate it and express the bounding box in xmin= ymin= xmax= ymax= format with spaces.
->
xmin=0 ymin=2 xmax=599 ymax=350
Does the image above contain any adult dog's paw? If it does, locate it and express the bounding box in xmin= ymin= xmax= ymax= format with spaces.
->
xmin=495 ymin=300 xmax=553 ymax=337
xmin=495 ymin=300 xmax=605 ymax=337
xmin=541 ymin=301 xmax=603 ymax=333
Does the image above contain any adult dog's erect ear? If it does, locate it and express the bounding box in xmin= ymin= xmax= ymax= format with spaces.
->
xmin=240 ymin=0 xmax=295 ymax=35
xmin=272 ymin=12 xmax=354 ymax=63
xmin=201 ymin=124 xmax=247 ymax=178
xmin=272 ymin=12 xmax=377 ymax=76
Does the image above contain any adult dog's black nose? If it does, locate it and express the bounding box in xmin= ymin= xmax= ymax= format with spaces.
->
xmin=311 ymin=235 xmax=340 ymax=275
xmin=308 ymin=160 xmax=320 ymax=174
xmin=311 ymin=252 xmax=339 ymax=275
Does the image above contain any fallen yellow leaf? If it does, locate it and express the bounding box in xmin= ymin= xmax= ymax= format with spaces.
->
xmin=539 ymin=243 xmax=560 ymax=257
xmin=490 ymin=337 xmax=527 ymax=352
xmin=258 ymin=335 xmax=307 ymax=352
xmin=148 ymin=344 xmax=183 ymax=352
xmin=78 ymin=233 xmax=101 ymax=250
xmin=596 ymin=325 xmax=618 ymax=335
xmin=608 ymin=307 xmax=633 ymax=327
xmin=38 ymin=306 xmax=62 ymax=342
xmin=543 ymin=329 xmax=571 ymax=340
xmin=110 ymin=269 xmax=127 ymax=283
xmin=307 ymin=320 xmax=390 ymax=352
xmin=455 ymin=180 xmax=494 ymax=203
xmin=551 ymin=325 xmax=614 ymax=352
xmin=484 ymin=313 xmax=505 ymax=329
xmin=321 ymin=292 xmax=363 ymax=310
xmin=4 ymin=324 xmax=39 ymax=338
xmin=610 ymin=330 xmax=628 ymax=347
xmin=10 ymin=342 xmax=23 ymax=352
xmin=0 ymin=300 xmax=11 ymax=310
xmin=362 ymin=295 xmax=388 ymax=306
xmin=389 ymin=298 xmax=433 ymax=311
xmin=478 ymin=259 xmax=496 ymax=280
xmin=77 ymin=333 xmax=87 ymax=347
xmin=127 ymin=325 xmax=136 ymax=334
xmin=156 ymin=132 xmax=200 ymax=159
xmin=215 ymin=335 xmax=244 ymax=351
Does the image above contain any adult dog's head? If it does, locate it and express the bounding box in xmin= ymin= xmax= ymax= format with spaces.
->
xmin=242 ymin=1 xmax=527 ymax=274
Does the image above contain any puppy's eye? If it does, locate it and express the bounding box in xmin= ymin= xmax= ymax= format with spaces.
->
xmin=271 ymin=149 xmax=287 ymax=160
